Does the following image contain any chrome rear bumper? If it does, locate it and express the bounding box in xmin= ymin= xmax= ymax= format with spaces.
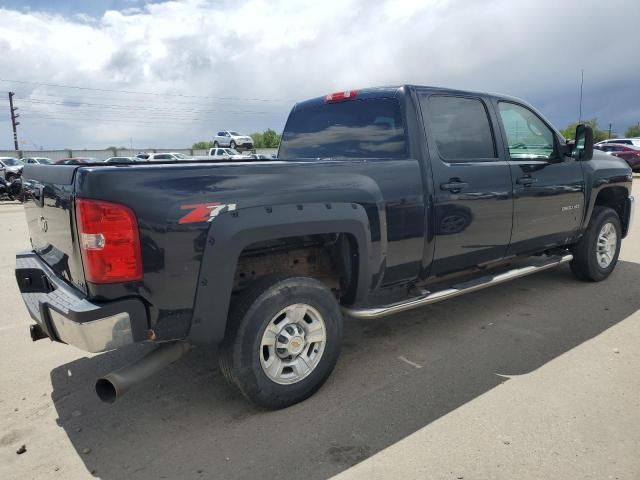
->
xmin=15 ymin=251 xmax=148 ymax=353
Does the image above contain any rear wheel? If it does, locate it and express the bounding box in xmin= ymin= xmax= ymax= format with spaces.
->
xmin=570 ymin=206 xmax=621 ymax=282
xmin=219 ymin=275 xmax=342 ymax=409
xmin=213 ymin=141 xmax=219 ymax=147
xmin=230 ymin=140 xmax=236 ymax=149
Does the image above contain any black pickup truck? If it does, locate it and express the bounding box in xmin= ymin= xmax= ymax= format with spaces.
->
xmin=15 ymin=86 xmax=634 ymax=408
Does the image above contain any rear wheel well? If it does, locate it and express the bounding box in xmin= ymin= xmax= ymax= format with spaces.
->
xmin=233 ymin=233 xmax=359 ymax=303
xmin=593 ymin=187 xmax=628 ymax=234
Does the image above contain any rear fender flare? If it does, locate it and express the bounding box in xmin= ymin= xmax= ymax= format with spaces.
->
xmin=188 ymin=202 xmax=372 ymax=345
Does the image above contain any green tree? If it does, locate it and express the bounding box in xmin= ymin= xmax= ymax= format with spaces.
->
xmin=560 ymin=118 xmax=611 ymax=143
xmin=192 ymin=141 xmax=214 ymax=149
xmin=262 ymin=128 xmax=280 ymax=148
xmin=250 ymin=132 xmax=265 ymax=148
xmin=250 ymin=128 xmax=280 ymax=148
xmin=625 ymin=125 xmax=640 ymax=138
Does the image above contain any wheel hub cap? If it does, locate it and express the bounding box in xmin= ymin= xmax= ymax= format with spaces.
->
xmin=260 ymin=303 xmax=327 ymax=385
xmin=596 ymin=222 xmax=617 ymax=269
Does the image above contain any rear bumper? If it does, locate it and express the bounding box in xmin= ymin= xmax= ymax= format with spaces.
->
xmin=15 ymin=251 xmax=149 ymax=353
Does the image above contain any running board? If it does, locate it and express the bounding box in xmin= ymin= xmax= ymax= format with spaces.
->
xmin=343 ymin=254 xmax=573 ymax=320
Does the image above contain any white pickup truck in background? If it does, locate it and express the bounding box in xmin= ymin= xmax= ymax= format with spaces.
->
xmin=191 ymin=148 xmax=248 ymax=161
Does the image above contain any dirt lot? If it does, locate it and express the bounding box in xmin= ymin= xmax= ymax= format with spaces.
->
xmin=1 ymin=182 xmax=639 ymax=480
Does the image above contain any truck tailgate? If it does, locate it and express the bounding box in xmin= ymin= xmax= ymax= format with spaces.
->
xmin=22 ymin=164 xmax=87 ymax=293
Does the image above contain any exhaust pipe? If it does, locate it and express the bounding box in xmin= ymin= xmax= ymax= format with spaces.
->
xmin=96 ymin=341 xmax=190 ymax=404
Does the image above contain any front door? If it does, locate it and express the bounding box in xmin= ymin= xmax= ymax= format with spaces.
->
xmin=419 ymin=94 xmax=513 ymax=276
xmin=493 ymin=101 xmax=585 ymax=255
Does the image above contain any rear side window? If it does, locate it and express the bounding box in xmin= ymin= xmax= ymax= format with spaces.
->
xmin=279 ymin=98 xmax=407 ymax=159
xmin=425 ymin=96 xmax=496 ymax=160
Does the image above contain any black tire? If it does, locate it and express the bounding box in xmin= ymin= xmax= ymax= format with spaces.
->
xmin=219 ymin=275 xmax=342 ymax=409
xmin=570 ymin=206 xmax=622 ymax=282
xmin=213 ymin=141 xmax=219 ymax=147
xmin=229 ymin=140 xmax=236 ymax=149
xmin=6 ymin=174 xmax=16 ymax=182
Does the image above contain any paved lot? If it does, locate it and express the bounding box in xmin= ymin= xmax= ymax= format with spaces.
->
xmin=1 ymin=182 xmax=639 ymax=480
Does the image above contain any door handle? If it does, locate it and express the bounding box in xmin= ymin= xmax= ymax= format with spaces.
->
xmin=440 ymin=181 xmax=468 ymax=192
xmin=516 ymin=176 xmax=537 ymax=186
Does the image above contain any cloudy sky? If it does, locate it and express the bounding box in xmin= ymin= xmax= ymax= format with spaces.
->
xmin=0 ymin=0 xmax=638 ymax=150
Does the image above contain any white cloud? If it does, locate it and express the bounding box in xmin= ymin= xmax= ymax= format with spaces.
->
xmin=0 ymin=0 xmax=638 ymax=149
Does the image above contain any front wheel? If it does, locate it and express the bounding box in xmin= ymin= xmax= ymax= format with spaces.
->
xmin=213 ymin=141 xmax=219 ymax=147
xmin=219 ymin=275 xmax=343 ymax=409
xmin=570 ymin=206 xmax=622 ymax=282
xmin=6 ymin=174 xmax=16 ymax=183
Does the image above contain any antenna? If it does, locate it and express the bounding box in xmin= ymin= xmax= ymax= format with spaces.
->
xmin=578 ymin=69 xmax=584 ymax=123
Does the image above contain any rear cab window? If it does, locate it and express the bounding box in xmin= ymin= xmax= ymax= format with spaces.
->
xmin=278 ymin=96 xmax=407 ymax=160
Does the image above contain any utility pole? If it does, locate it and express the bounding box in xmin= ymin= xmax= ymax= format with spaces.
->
xmin=8 ymin=92 xmax=20 ymax=151
xmin=608 ymin=123 xmax=612 ymax=139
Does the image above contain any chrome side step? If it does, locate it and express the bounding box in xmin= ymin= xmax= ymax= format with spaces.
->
xmin=343 ymin=254 xmax=573 ymax=320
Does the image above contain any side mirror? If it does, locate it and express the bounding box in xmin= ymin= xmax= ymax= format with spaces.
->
xmin=574 ymin=124 xmax=594 ymax=161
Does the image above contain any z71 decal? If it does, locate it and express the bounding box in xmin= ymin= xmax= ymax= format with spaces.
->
xmin=178 ymin=203 xmax=237 ymax=224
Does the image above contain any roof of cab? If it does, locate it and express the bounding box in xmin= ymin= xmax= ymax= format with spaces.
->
xmin=293 ymin=84 xmax=528 ymax=109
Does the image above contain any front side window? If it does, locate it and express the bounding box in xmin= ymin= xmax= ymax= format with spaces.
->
xmin=498 ymin=102 xmax=555 ymax=160
xmin=425 ymin=96 xmax=496 ymax=160
xmin=279 ymin=97 xmax=407 ymax=160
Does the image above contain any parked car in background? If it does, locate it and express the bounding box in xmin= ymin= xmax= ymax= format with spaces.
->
xmin=0 ymin=157 xmax=24 ymax=181
xmin=207 ymin=147 xmax=247 ymax=160
xmin=104 ymin=157 xmax=139 ymax=163
xmin=596 ymin=138 xmax=640 ymax=147
xmin=147 ymin=152 xmax=193 ymax=161
xmin=594 ymin=143 xmax=640 ymax=171
xmin=213 ymin=131 xmax=254 ymax=151
xmin=23 ymin=157 xmax=53 ymax=165
xmin=54 ymin=157 xmax=102 ymax=165
xmin=245 ymin=153 xmax=272 ymax=160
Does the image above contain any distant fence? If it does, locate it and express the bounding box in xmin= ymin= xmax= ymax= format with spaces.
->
xmin=0 ymin=148 xmax=278 ymax=161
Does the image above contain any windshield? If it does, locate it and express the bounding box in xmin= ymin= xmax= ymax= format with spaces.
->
xmin=229 ymin=131 xmax=240 ymax=136
xmin=279 ymin=97 xmax=407 ymax=160
xmin=225 ymin=149 xmax=240 ymax=155
xmin=36 ymin=158 xmax=52 ymax=164
xmin=173 ymin=153 xmax=191 ymax=159
xmin=1 ymin=158 xmax=21 ymax=166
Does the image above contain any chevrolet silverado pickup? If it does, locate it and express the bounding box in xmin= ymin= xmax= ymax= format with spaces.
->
xmin=15 ymin=86 xmax=634 ymax=409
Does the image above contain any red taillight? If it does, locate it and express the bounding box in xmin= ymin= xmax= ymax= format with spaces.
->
xmin=75 ymin=198 xmax=143 ymax=283
xmin=324 ymin=90 xmax=358 ymax=103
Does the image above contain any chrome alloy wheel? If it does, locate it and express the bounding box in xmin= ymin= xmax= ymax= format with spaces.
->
xmin=259 ymin=303 xmax=327 ymax=385
xmin=596 ymin=222 xmax=617 ymax=269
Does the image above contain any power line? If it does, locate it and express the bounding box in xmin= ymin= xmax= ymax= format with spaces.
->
xmin=18 ymin=97 xmax=275 ymax=115
xmin=12 ymin=90 xmax=281 ymax=108
xmin=17 ymin=111 xmax=275 ymax=126
xmin=0 ymin=78 xmax=290 ymax=103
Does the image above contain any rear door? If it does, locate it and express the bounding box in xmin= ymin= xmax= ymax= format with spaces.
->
xmin=418 ymin=93 xmax=513 ymax=275
xmin=493 ymin=100 xmax=585 ymax=255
